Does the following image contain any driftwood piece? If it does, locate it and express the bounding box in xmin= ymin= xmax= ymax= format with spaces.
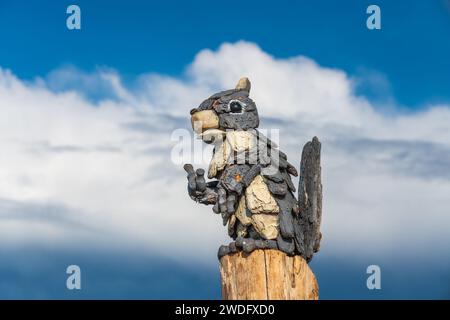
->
xmin=234 ymin=195 xmax=252 ymax=226
xmin=245 ymin=175 xmax=279 ymax=214
xmin=297 ymin=136 xmax=322 ymax=261
xmin=251 ymin=213 xmax=279 ymax=240
xmin=220 ymin=249 xmax=318 ymax=300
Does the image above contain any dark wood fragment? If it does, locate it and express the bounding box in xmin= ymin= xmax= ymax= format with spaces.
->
xmin=281 ymin=170 xmax=296 ymax=193
xmin=264 ymin=178 xmax=287 ymax=196
xmin=242 ymin=164 xmax=261 ymax=187
xmin=297 ymin=137 xmax=322 ymax=262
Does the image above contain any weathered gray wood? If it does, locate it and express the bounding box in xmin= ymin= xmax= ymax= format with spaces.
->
xmin=297 ymin=137 xmax=322 ymax=261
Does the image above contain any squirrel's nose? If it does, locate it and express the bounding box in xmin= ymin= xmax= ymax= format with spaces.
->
xmin=191 ymin=110 xmax=219 ymax=134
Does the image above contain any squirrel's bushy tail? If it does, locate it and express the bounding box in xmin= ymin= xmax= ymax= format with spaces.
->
xmin=296 ymin=137 xmax=323 ymax=262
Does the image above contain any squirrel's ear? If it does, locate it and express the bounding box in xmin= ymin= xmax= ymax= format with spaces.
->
xmin=235 ymin=77 xmax=251 ymax=92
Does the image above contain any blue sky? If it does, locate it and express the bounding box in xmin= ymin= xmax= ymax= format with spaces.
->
xmin=1 ymin=0 xmax=449 ymax=107
xmin=0 ymin=1 xmax=449 ymax=299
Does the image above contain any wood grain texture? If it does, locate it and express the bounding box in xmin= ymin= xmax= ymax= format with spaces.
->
xmin=219 ymin=249 xmax=318 ymax=300
xmin=297 ymin=136 xmax=322 ymax=261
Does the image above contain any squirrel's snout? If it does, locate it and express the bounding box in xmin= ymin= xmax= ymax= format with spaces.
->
xmin=191 ymin=110 xmax=219 ymax=134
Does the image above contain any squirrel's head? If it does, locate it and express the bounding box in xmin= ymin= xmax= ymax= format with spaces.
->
xmin=189 ymin=77 xmax=259 ymax=143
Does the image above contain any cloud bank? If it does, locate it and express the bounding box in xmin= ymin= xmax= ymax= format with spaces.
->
xmin=0 ymin=41 xmax=449 ymax=265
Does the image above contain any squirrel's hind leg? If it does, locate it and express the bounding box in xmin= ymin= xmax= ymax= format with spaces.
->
xmin=217 ymin=237 xmax=279 ymax=259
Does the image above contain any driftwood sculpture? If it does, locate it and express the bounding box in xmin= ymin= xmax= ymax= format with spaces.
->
xmin=184 ymin=77 xmax=322 ymax=264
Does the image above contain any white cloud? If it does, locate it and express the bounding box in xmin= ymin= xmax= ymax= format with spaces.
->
xmin=0 ymin=41 xmax=449 ymax=264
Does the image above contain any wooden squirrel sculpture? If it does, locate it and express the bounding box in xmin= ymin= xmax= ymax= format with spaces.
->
xmin=184 ymin=77 xmax=322 ymax=262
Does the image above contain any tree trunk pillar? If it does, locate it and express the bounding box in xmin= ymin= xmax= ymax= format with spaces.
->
xmin=219 ymin=249 xmax=319 ymax=300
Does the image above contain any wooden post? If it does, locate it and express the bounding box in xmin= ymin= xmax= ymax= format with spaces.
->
xmin=219 ymin=249 xmax=319 ymax=300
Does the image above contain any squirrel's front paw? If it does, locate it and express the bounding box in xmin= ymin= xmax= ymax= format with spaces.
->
xmin=184 ymin=164 xmax=206 ymax=196
xmin=183 ymin=164 xmax=217 ymax=204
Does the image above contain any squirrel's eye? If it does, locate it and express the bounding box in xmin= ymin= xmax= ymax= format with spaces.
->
xmin=229 ymin=100 xmax=244 ymax=113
